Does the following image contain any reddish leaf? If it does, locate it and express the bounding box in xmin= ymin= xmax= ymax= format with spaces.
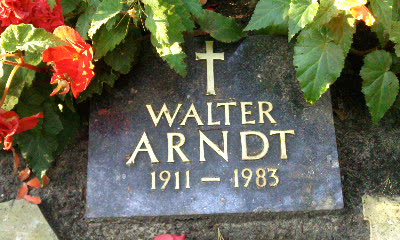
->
xmin=24 ymin=195 xmax=42 ymax=204
xmin=42 ymin=175 xmax=50 ymax=187
xmin=16 ymin=183 xmax=28 ymax=199
xmin=18 ymin=168 xmax=31 ymax=181
xmin=27 ymin=177 xmax=42 ymax=188
xmin=154 ymin=234 xmax=187 ymax=240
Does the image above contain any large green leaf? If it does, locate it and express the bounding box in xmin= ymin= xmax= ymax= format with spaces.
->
xmin=370 ymin=0 xmax=393 ymax=34
xmin=183 ymin=0 xmax=203 ymax=17
xmin=197 ymin=10 xmax=246 ymax=43
xmin=0 ymin=65 xmax=36 ymax=111
xmin=144 ymin=0 xmax=190 ymax=76
xmin=88 ymin=0 xmax=123 ymax=38
xmin=245 ymin=0 xmax=291 ymax=31
xmin=76 ymin=1 xmax=100 ymax=40
xmin=15 ymin=84 xmax=80 ymax=179
xmin=294 ymin=27 xmax=345 ymax=103
xmin=311 ymin=0 xmax=338 ymax=27
xmin=104 ymin=27 xmax=141 ymax=74
xmin=288 ymin=0 xmax=319 ymax=40
xmin=62 ymin=0 xmax=81 ymax=15
xmin=1 ymin=24 xmax=66 ymax=53
xmin=326 ymin=14 xmax=356 ymax=56
xmin=360 ymin=50 xmax=399 ymax=122
xmin=92 ymin=16 xmax=130 ymax=59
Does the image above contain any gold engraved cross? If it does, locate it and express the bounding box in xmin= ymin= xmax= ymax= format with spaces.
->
xmin=195 ymin=41 xmax=224 ymax=95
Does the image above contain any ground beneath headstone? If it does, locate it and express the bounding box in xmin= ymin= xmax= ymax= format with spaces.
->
xmin=1 ymin=0 xmax=400 ymax=239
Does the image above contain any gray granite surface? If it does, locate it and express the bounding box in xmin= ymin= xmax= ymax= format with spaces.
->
xmin=86 ymin=36 xmax=343 ymax=217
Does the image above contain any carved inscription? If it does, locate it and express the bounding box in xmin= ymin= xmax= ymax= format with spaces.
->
xmin=126 ymin=41 xmax=295 ymax=192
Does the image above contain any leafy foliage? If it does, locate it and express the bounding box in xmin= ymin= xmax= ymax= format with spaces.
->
xmin=246 ymin=0 xmax=400 ymax=122
xmin=360 ymin=50 xmax=399 ymax=122
xmin=0 ymin=0 xmax=245 ymax=187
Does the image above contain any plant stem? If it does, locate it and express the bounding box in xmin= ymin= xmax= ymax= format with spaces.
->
xmin=0 ymin=64 xmax=21 ymax=107
xmin=3 ymin=60 xmax=47 ymax=74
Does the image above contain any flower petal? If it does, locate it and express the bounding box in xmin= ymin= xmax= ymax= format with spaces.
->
xmin=16 ymin=112 xmax=44 ymax=134
xmin=16 ymin=183 xmax=28 ymax=199
xmin=24 ymin=195 xmax=42 ymax=204
xmin=27 ymin=177 xmax=42 ymax=188
xmin=18 ymin=168 xmax=31 ymax=182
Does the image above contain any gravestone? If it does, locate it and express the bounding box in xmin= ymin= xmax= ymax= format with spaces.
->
xmin=86 ymin=36 xmax=343 ymax=218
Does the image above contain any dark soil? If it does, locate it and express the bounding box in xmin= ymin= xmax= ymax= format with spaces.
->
xmin=1 ymin=0 xmax=400 ymax=239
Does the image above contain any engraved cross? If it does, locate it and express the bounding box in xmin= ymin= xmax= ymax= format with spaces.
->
xmin=195 ymin=41 xmax=224 ymax=95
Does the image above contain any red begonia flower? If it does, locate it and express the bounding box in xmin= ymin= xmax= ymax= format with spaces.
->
xmin=0 ymin=0 xmax=34 ymax=28
xmin=154 ymin=234 xmax=187 ymax=240
xmin=0 ymin=109 xmax=43 ymax=151
xmin=43 ymin=26 xmax=95 ymax=99
xmin=31 ymin=0 xmax=64 ymax=32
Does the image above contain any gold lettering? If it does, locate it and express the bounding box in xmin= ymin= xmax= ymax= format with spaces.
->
xmin=180 ymin=103 xmax=204 ymax=126
xmin=216 ymin=102 xmax=237 ymax=125
xmin=207 ymin=102 xmax=220 ymax=126
xmin=258 ymin=101 xmax=277 ymax=124
xmin=270 ymin=130 xmax=295 ymax=160
xmin=126 ymin=132 xmax=159 ymax=166
xmin=267 ymin=168 xmax=279 ymax=187
xmin=240 ymin=131 xmax=269 ymax=160
xmin=167 ymin=133 xmax=190 ymax=163
xmin=240 ymin=102 xmax=256 ymax=125
xmin=146 ymin=104 xmax=182 ymax=127
xmin=199 ymin=130 xmax=229 ymax=162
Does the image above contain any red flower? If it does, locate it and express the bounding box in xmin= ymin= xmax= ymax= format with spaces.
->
xmin=0 ymin=0 xmax=64 ymax=33
xmin=154 ymin=234 xmax=187 ymax=240
xmin=43 ymin=26 xmax=95 ymax=98
xmin=0 ymin=0 xmax=34 ymax=28
xmin=31 ymin=0 xmax=64 ymax=33
xmin=0 ymin=109 xmax=43 ymax=150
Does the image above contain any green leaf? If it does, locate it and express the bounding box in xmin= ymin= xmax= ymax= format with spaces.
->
xmin=92 ymin=16 xmax=130 ymax=59
xmin=183 ymin=0 xmax=203 ymax=17
xmin=390 ymin=21 xmax=400 ymax=42
xmin=245 ymin=0 xmax=291 ymax=31
xmin=144 ymin=0 xmax=189 ymax=76
xmin=395 ymin=44 xmax=400 ymax=57
xmin=0 ymin=66 xmax=36 ymax=111
xmin=1 ymin=24 xmax=66 ymax=53
xmin=43 ymin=102 xmax=63 ymax=136
xmin=77 ymin=69 xmax=120 ymax=102
xmin=88 ymin=0 xmax=123 ymax=38
xmin=369 ymin=0 xmax=393 ymax=34
xmin=76 ymin=1 xmax=100 ymax=40
xmin=55 ymin=104 xmax=80 ymax=155
xmin=62 ymin=0 xmax=81 ymax=15
xmin=311 ymin=0 xmax=338 ymax=27
xmin=360 ymin=50 xmax=399 ymax=122
xmin=47 ymin=0 xmax=56 ymax=9
xmin=326 ymin=14 xmax=356 ymax=56
xmin=104 ymin=27 xmax=141 ymax=74
xmin=15 ymin=84 xmax=80 ymax=179
xmin=372 ymin=22 xmax=390 ymax=47
xmin=288 ymin=0 xmax=319 ymax=40
xmin=294 ymin=27 xmax=345 ymax=103
xmin=197 ymin=10 xmax=246 ymax=43
xmin=17 ymin=132 xmax=58 ymax=179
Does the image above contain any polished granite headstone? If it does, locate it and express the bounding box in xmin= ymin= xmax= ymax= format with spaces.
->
xmin=86 ymin=36 xmax=343 ymax=218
